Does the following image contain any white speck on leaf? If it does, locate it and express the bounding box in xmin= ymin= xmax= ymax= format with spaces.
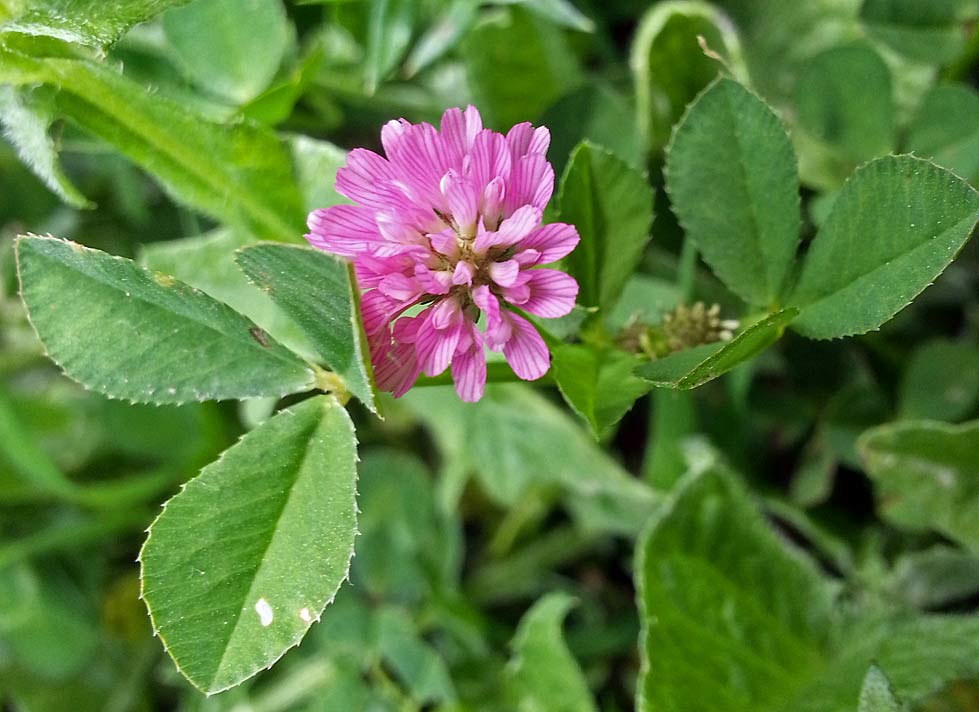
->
xmin=255 ymin=598 xmax=274 ymax=626
xmin=299 ymin=607 xmax=312 ymax=623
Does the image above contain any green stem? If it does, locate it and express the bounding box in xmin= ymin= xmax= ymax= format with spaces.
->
xmin=678 ymin=238 xmax=699 ymax=303
xmin=414 ymin=361 xmax=554 ymax=388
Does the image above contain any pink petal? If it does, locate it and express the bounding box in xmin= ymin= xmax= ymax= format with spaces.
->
xmin=373 ymin=340 xmax=421 ymax=398
xmin=473 ymin=286 xmax=511 ymax=351
xmin=474 ymin=205 xmax=542 ymax=253
xmin=431 ymin=296 xmax=463 ymax=329
xmin=506 ymin=123 xmax=550 ymax=159
xmin=386 ymin=123 xmax=458 ymax=209
xmin=415 ymin=312 xmax=463 ymax=377
xmin=489 ymin=259 xmax=520 ymax=287
xmin=481 ymin=176 xmax=506 ymax=230
xmin=440 ymin=105 xmax=483 ymax=164
xmin=428 ymin=228 xmax=459 ymax=258
xmin=360 ymin=289 xmax=397 ymax=337
xmin=503 ymin=312 xmax=550 ymax=380
xmin=504 ymin=154 xmax=554 ymax=217
xmin=451 ymin=325 xmax=486 ymax=402
xmin=516 ymin=222 xmax=580 ymax=264
xmin=413 ymin=264 xmax=452 ymax=295
xmin=517 ymin=269 xmax=579 ymax=318
xmin=441 ymin=171 xmax=479 ymax=234
xmin=453 ymin=261 xmax=475 ymax=285
xmin=469 ymin=129 xmax=512 ymax=194
xmin=378 ymin=272 xmax=422 ymax=301
xmin=335 ymin=148 xmax=397 ymax=209
xmin=306 ymin=205 xmax=382 ymax=258
xmin=380 ymin=118 xmax=411 ymax=158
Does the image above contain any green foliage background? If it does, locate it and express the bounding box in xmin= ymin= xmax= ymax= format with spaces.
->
xmin=3 ymin=1 xmax=979 ymax=710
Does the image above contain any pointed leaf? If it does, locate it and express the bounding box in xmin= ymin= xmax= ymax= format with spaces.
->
xmin=636 ymin=309 xmax=797 ymax=389
xmin=16 ymin=235 xmax=314 ymax=404
xmin=235 ymin=243 xmax=376 ymax=412
xmin=506 ymin=593 xmax=597 ymax=712
xmin=859 ymin=666 xmax=904 ymax=712
xmin=559 ymin=141 xmax=654 ymax=310
xmin=0 ymin=86 xmax=91 ymax=208
xmin=665 ymin=78 xmax=801 ymax=307
xmin=140 ymin=395 xmax=358 ymax=693
xmin=1 ymin=0 xmax=191 ymax=47
xmin=552 ymin=344 xmax=650 ymax=437
xmin=789 ymin=156 xmax=979 ymax=339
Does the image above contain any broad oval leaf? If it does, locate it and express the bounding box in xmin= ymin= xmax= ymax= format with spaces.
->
xmin=635 ymin=309 xmax=797 ymax=389
xmin=860 ymin=0 xmax=970 ymax=65
xmin=637 ymin=466 xmax=836 ymax=712
xmin=795 ymin=43 xmax=895 ymax=164
xmin=789 ymin=155 xmax=979 ymax=339
xmin=859 ymin=419 xmax=979 ymax=552
xmin=898 ymin=339 xmax=979 ymax=422
xmin=559 ymin=141 xmax=654 ymax=310
xmin=16 ymin=235 xmax=314 ymax=404
xmin=162 ymin=0 xmax=290 ymax=105
xmin=906 ymin=83 xmax=979 ymax=184
xmin=665 ymin=78 xmax=801 ymax=307
xmin=637 ymin=464 xmax=979 ymax=711
xmin=139 ymin=395 xmax=358 ymax=693
xmin=235 ymin=243 xmax=377 ymax=413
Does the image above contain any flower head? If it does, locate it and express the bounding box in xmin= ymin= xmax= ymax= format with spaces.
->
xmin=306 ymin=105 xmax=579 ymax=402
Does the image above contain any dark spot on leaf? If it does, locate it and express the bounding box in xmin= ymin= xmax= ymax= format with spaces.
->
xmin=250 ymin=327 xmax=270 ymax=347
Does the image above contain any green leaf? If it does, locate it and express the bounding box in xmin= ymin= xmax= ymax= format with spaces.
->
xmin=630 ymin=0 xmax=746 ymax=153
xmin=0 ymin=85 xmax=91 ymax=208
xmin=289 ymin=135 xmax=349 ymax=212
xmin=162 ymin=0 xmax=290 ymax=105
xmin=789 ymin=155 xmax=979 ymax=339
xmin=637 ymin=464 xmax=979 ymax=711
xmin=139 ymin=395 xmax=358 ymax=694
xmin=558 ymin=141 xmax=654 ymax=310
xmin=1 ymin=0 xmax=191 ymax=47
xmin=637 ymin=466 xmax=837 ymax=712
xmin=402 ymin=384 xmax=659 ymax=535
xmin=17 ymin=235 xmax=314 ymax=404
xmin=906 ymin=83 xmax=979 ymax=184
xmin=0 ymin=49 xmax=305 ymax=242
xmin=462 ymin=6 xmax=581 ymax=129
xmin=898 ymin=339 xmax=979 ymax=422
xmin=552 ymin=344 xmax=651 ymax=437
xmin=665 ymin=78 xmax=801 ymax=307
xmin=635 ymin=309 xmax=798 ymax=389
xmin=506 ymin=593 xmax=597 ymax=712
xmin=859 ymin=419 xmax=979 ymax=552
xmin=860 ymin=0 xmax=971 ymax=65
xmin=887 ymin=546 xmax=979 ymax=610
xmin=353 ymin=450 xmax=455 ymax=602
xmin=374 ymin=606 xmax=457 ymax=705
xmin=539 ymin=82 xmax=642 ymax=177
xmin=794 ymin=44 xmax=894 ymax=164
xmin=139 ymin=228 xmax=318 ymax=361
xmin=858 ymin=666 xmax=903 ymax=712
xmin=235 ymin=243 xmax=376 ymax=412
xmin=364 ymin=0 xmax=415 ymax=92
